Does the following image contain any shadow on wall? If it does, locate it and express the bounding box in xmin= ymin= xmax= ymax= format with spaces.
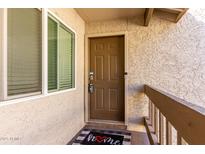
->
xmin=128 ymin=84 xmax=144 ymax=97
xmin=128 ymin=9 xmax=205 ymax=128
xmin=127 ymin=15 xmax=178 ymax=127
xmin=127 ymin=83 xmax=147 ymax=127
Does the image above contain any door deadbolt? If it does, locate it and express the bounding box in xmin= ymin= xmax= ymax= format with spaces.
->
xmin=89 ymin=72 xmax=94 ymax=80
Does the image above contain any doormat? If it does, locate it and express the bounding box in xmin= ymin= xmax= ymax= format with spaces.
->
xmin=81 ymin=131 xmax=124 ymax=145
xmin=71 ymin=128 xmax=131 ymax=145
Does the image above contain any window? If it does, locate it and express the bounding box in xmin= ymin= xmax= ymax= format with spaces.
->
xmin=48 ymin=17 xmax=58 ymax=91
xmin=7 ymin=9 xmax=42 ymax=97
xmin=48 ymin=15 xmax=75 ymax=92
xmin=0 ymin=9 xmax=76 ymax=102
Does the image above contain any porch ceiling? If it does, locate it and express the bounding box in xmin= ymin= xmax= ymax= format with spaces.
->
xmin=75 ymin=8 xmax=189 ymax=26
xmin=75 ymin=8 xmax=145 ymax=22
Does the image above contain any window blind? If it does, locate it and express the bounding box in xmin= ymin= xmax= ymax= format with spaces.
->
xmin=8 ymin=9 xmax=42 ymax=96
xmin=59 ymin=26 xmax=73 ymax=90
xmin=48 ymin=15 xmax=75 ymax=92
xmin=48 ymin=17 xmax=75 ymax=91
xmin=48 ymin=17 xmax=58 ymax=91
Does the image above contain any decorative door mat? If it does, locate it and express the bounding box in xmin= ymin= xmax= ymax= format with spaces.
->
xmin=71 ymin=128 xmax=131 ymax=145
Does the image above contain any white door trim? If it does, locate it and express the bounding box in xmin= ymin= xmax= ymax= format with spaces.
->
xmin=84 ymin=31 xmax=128 ymax=126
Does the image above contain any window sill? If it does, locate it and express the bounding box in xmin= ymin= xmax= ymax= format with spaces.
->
xmin=47 ymin=87 xmax=77 ymax=97
xmin=0 ymin=87 xmax=77 ymax=107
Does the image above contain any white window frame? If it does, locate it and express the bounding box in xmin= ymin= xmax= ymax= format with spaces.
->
xmin=0 ymin=9 xmax=7 ymax=101
xmin=0 ymin=8 xmax=77 ymax=104
xmin=47 ymin=12 xmax=76 ymax=93
xmin=2 ymin=8 xmax=7 ymax=101
xmin=4 ymin=8 xmax=43 ymax=100
xmin=0 ymin=9 xmax=2 ymax=101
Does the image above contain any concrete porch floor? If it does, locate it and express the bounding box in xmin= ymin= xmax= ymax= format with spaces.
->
xmin=68 ymin=123 xmax=150 ymax=145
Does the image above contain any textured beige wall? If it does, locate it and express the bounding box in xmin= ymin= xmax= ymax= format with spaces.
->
xmin=0 ymin=8 xmax=85 ymax=144
xmin=86 ymin=9 xmax=205 ymax=131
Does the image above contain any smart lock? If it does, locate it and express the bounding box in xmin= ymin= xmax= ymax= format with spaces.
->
xmin=88 ymin=72 xmax=95 ymax=93
xmin=88 ymin=83 xmax=95 ymax=94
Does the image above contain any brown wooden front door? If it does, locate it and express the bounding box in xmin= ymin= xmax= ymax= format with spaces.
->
xmin=89 ymin=36 xmax=125 ymax=121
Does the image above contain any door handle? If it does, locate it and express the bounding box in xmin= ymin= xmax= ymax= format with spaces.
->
xmin=88 ymin=83 xmax=95 ymax=94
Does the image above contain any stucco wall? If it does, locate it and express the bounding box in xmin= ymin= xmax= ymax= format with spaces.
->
xmin=0 ymin=8 xmax=85 ymax=144
xmin=85 ymin=9 xmax=205 ymax=131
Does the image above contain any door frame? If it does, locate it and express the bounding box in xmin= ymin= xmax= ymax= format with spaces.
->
xmin=84 ymin=31 xmax=128 ymax=126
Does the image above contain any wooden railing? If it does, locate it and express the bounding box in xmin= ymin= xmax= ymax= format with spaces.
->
xmin=144 ymin=85 xmax=205 ymax=145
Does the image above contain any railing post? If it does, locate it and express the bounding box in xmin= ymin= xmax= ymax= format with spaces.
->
xmin=152 ymin=102 xmax=155 ymax=128
xmin=149 ymin=99 xmax=152 ymax=121
xmin=154 ymin=107 xmax=159 ymax=141
xmin=166 ymin=120 xmax=172 ymax=145
xmin=159 ymin=113 xmax=165 ymax=144
xmin=177 ymin=132 xmax=182 ymax=145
